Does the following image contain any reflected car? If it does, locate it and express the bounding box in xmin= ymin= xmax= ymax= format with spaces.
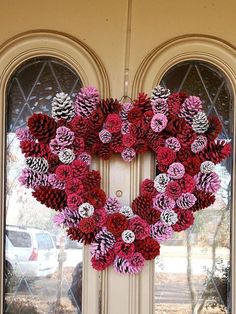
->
xmin=5 ymin=225 xmax=58 ymax=279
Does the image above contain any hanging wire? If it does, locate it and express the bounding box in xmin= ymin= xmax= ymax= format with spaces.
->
xmin=119 ymin=95 xmax=133 ymax=103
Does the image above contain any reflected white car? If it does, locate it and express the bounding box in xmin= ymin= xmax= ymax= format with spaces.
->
xmin=5 ymin=225 xmax=58 ymax=278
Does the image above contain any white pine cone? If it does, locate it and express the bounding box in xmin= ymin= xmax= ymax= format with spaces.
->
xmin=26 ymin=157 xmax=49 ymax=173
xmin=160 ymin=210 xmax=178 ymax=226
xmin=78 ymin=202 xmax=94 ymax=218
xmin=151 ymin=85 xmax=170 ymax=100
xmin=191 ymin=135 xmax=208 ymax=153
xmin=52 ymin=92 xmax=75 ymax=121
xmin=119 ymin=205 xmax=134 ymax=219
xmin=122 ymin=230 xmax=135 ymax=243
xmin=192 ymin=112 xmax=209 ymax=133
xmin=58 ymin=148 xmax=75 ymax=164
xmin=200 ymin=161 xmax=215 ymax=174
xmin=154 ymin=173 xmax=169 ymax=192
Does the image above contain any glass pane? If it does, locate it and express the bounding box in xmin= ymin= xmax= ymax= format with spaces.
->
xmin=4 ymin=57 xmax=83 ymax=314
xmin=154 ymin=61 xmax=232 ymax=314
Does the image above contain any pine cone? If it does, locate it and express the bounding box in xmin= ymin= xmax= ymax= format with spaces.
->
xmin=110 ymin=132 xmax=123 ymax=153
xmin=90 ymin=229 xmax=115 ymax=258
xmin=58 ymin=149 xmax=75 ymax=164
xmin=179 ymin=96 xmax=202 ymax=123
xmin=114 ymin=257 xmax=130 ymax=274
xmin=20 ymin=140 xmax=51 ymax=158
xmin=99 ymin=98 xmax=121 ymax=116
xmin=28 ymin=113 xmax=57 ymax=144
xmin=151 ymin=85 xmax=170 ymax=100
xmin=19 ymin=168 xmax=49 ymax=189
xmin=59 ymin=207 xmax=81 ymax=227
xmin=26 ymin=157 xmax=49 ymax=173
xmin=104 ymin=197 xmax=121 ymax=214
xmin=98 ymin=143 xmax=112 ymax=160
xmin=75 ymin=86 xmax=99 ymax=117
xmin=160 ymin=209 xmax=178 ymax=226
xmin=172 ymin=209 xmax=194 ymax=232
xmin=205 ymin=116 xmax=222 ymax=141
xmin=132 ymin=195 xmax=152 ymax=216
xmin=176 ymin=193 xmax=197 ymax=209
xmin=70 ymin=115 xmax=89 ymax=137
xmin=195 ymin=172 xmax=221 ymax=193
xmin=151 ymin=98 xmax=168 ymax=115
xmin=133 ymin=92 xmax=151 ymax=113
xmin=191 ymin=135 xmax=208 ymax=153
xmin=199 ymin=140 xmax=231 ymax=164
xmin=52 ymin=92 xmax=75 ymax=121
xmin=56 ymin=126 xmax=75 ymax=146
xmin=191 ymin=112 xmax=209 ymax=133
xmin=83 ymin=170 xmax=101 ymax=190
xmin=191 ymin=191 xmax=215 ymax=212
xmin=67 ymin=226 xmax=97 ymax=244
xmin=167 ymin=92 xmax=187 ymax=116
xmin=48 ymin=174 xmax=65 ymax=189
xmin=120 ymin=103 xmax=133 ymax=121
xmin=32 ymin=186 xmax=67 ymax=211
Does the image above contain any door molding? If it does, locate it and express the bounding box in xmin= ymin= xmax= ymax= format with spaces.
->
xmin=0 ymin=30 xmax=110 ymax=314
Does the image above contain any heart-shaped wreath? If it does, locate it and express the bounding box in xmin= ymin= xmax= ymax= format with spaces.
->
xmin=17 ymin=85 xmax=231 ymax=274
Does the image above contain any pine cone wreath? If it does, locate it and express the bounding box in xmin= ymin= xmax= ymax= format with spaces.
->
xmin=52 ymin=92 xmax=75 ymax=121
xmin=151 ymin=85 xmax=170 ymax=100
xmin=32 ymin=186 xmax=67 ymax=211
xmin=28 ymin=113 xmax=57 ymax=143
xmin=75 ymin=86 xmax=99 ymax=117
xmin=26 ymin=157 xmax=49 ymax=173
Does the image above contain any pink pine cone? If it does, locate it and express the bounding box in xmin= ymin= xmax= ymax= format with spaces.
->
xmin=75 ymin=86 xmax=100 ymax=117
xmin=195 ymin=172 xmax=221 ymax=193
xmin=179 ymin=96 xmax=202 ymax=123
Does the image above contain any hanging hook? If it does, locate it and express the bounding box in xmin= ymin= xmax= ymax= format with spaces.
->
xmin=119 ymin=95 xmax=132 ymax=103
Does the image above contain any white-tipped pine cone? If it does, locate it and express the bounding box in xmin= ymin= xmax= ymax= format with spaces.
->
xmin=75 ymin=86 xmax=99 ymax=117
xmin=160 ymin=210 xmax=178 ymax=226
xmin=200 ymin=161 xmax=215 ymax=174
xmin=52 ymin=92 xmax=75 ymax=121
xmin=192 ymin=112 xmax=209 ymax=133
xmin=179 ymin=96 xmax=202 ymax=123
xmin=58 ymin=149 xmax=75 ymax=164
xmin=26 ymin=157 xmax=49 ymax=173
xmin=151 ymin=85 xmax=170 ymax=100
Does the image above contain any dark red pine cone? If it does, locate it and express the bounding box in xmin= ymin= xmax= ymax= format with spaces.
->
xmin=106 ymin=213 xmax=128 ymax=236
xmin=83 ymin=170 xmax=101 ymax=189
xmin=147 ymin=130 xmax=165 ymax=151
xmin=28 ymin=113 xmax=57 ymax=144
xmin=141 ymin=179 xmax=157 ymax=198
xmin=56 ymin=118 xmax=70 ymax=128
xmin=98 ymin=143 xmax=113 ymax=160
xmin=132 ymin=195 xmax=160 ymax=224
xmin=190 ymin=191 xmax=215 ymax=212
xmin=32 ymin=186 xmax=67 ymax=211
xmin=177 ymin=125 xmax=197 ymax=147
xmin=199 ymin=141 xmax=231 ymax=164
xmin=167 ymin=92 xmax=188 ymax=116
xmin=128 ymin=107 xmax=143 ymax=123
xmin=72 ymin=137 xmax=85 ymax=155
xmin=67 ymin=226 xmax=97 ymax=244
xmin=133 ymin=92 xmax=151 ymax=113
xmin=183 ymin=156 xmax=201 ymax=176
xmin=205 ymin=116 xmax=222 ymax=141
xmin=84 ymin=133 xmax=99 ymax=152
xmin=156 ymin=147 xmax=176 ymax=166
xmin=47 ymin=153 xmax=60 ymax=172
xmin=135 ymin=237 xmax=160 ymax=260
xmin=172 ymin=208 xmax=194 ymax=232
xmin=65 ymin=178 xmax=84 ymax=195
xmin=177 ymin=149 xmax=194 ymax=162
xmin=110 ymin=132 xmax=124 ymax=153
xmin=87 ymin=188 xmax=107 ymax=209
xmin=89 ymin=108 xmax=105 ymax=130
xmin=122 ymin=133 xmax=137 ymax=148
xmin=99 ymin=98 xmax=122 ymax=115
xmin=165 ymin=117 xmax=187 ymax=136
xmin=70 ymin=115 xmax=89 ymax=137
xmin=91 ymin=250 xmax=115 ymax=271
xmin=20 ymin=140 xmax=51 ymax=158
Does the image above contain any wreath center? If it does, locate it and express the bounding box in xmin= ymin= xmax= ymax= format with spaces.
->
xmin=17 ymin=85 xmax=231 ymax=274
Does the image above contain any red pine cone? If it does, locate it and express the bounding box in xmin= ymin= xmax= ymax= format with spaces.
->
xmin=199 ymin=141 xmax=231 ymax=164
xmin=165 ymin=117 xmax=187 ymax=136
xmin=205 ymin=116 xmax=222 ymax=141
xmin=133 ymin=92 xmax=151 ymax=113
xmin=47 ymin=153 xmax=60 ymax=172
xmin=98 ymin=143 xmax=113 ymax=160
xmin=132 ymin=195 xmax=160 ymax=223
xmin=89 ymin=108 xmax=105 ymax=130
xmin=110 ymin=132 xmax=124 ymax=153
xmin=106 ymin=213 xmax=128 ymax=236
xmin=190 ymin=191 xmax=215 ymax=212
xmin=78 ymin=217 xmax=96 ymax=233
xmin=87 ymin=188 xmax=107 ymax=209
xmin=167 ymin=92 xmax=188 ymax=116
xmin=20 ymin=140 xmax=51 ymax=158
xmin=83 ymin=170 xmax=101 ymax=190
xmin=67 ymin=226 xmax=97 ymax=244
xmin=141 ymin=179 xmax=157 ymax=198
xmin=99 ymin=98 xmax=122 ymax=115
xmin=70 ymin=115 xmax=89 ymax=137
xmin=32 ymin=186 xmax=67 ymax=211
xmin=183 ymin=156 xmax=201 ymax=176
xmin=28 ymin=113 xmax=57 ymax=144
xmin=128 ymin=107 xmax=143 ymax=123
xmin=135 ymin=237 xmax=160 ymax=260
xmin=172 ymin=208 xmax=194 ymax=232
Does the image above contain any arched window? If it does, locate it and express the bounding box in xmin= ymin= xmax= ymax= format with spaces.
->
xmin=154 ymin=61 xmax=233 ymax=314
xmin=5 ymin=57 xmax=83 ymax=314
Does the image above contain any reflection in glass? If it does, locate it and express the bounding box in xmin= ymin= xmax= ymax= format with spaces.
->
xmin=155 ymin=61 xmax=232 ymax=314
xmin=5 ymin=57 xmax=83 ymax=314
